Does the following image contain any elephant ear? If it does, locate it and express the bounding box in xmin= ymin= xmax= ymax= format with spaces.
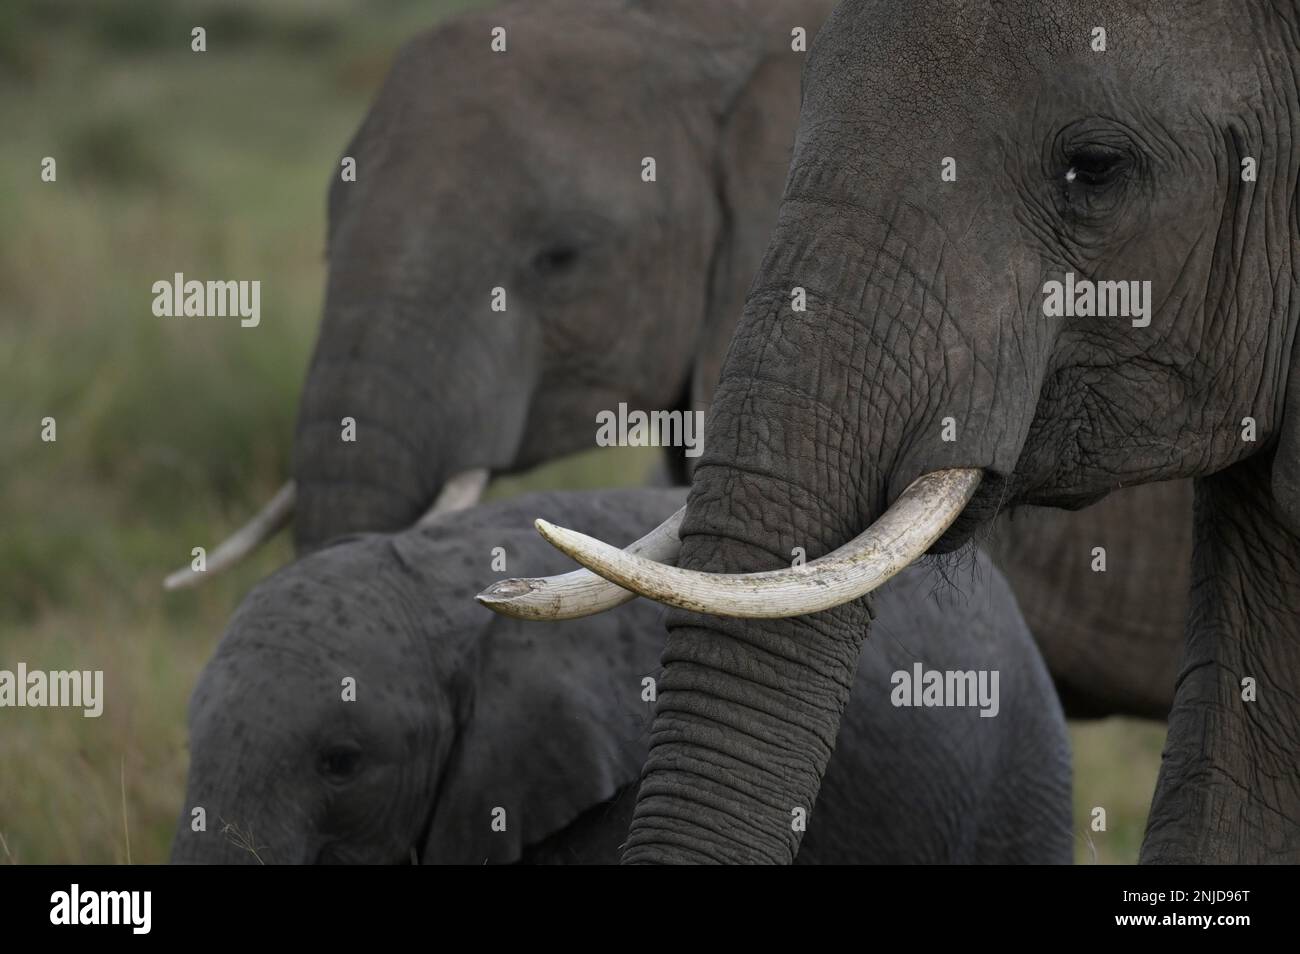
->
xmin=1272 ymin=323 xmax=1300 ymax=534
xmin=684 ymin=5 xmax=823 ymax=421
xmin=421 ymin=612 xmax=658 ymax=864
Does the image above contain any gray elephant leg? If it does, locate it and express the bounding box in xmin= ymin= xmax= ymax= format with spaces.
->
xmin=1142 ymin=461 xmax=1300 ymax=862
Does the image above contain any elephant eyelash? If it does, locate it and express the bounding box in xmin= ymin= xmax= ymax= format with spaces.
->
xmin=318 ymin=744 xmax=364 ymax=780
xmin=1064 ymin=164 xmax=1121 ymax=188
xmin=1062 ymin=146 xmax=1133 ymax=189
xmin=1053 ymin=146 xmax=1137 ymax=226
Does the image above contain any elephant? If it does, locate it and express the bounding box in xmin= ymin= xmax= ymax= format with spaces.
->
xmin=289 ymin=0 xmax=841 ymax=549
xmin=491 ymin=0 xmax=1300 ymax=864
xmin=985 ymin=480 xmax=1192 ymax=719
xmin=168 ymin=0 xmax=1190 ymax=722
xmin=170 ymin=488 xmax=1072 ymax=864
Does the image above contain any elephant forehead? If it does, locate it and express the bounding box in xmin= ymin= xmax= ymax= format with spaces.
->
xmin=209 ymin=624 xmax=374 ymax=698
xmin=195 ymin=630 xmax=439 ymax=749
xmin=226 ymin=548 xmax=442 ymax=665
xmin=812 ymin=0 xmax=1223 ymax=122
xmin=238 ymin=557 xmax=396 ymax=628
xmin=383 ymin=6 xmax=667 ymax=124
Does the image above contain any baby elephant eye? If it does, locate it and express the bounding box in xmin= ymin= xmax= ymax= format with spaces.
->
xmin=531 ymin=244 xmax=581 ymax=276
xmin=318 ymin=744 xmax=363 ymax=780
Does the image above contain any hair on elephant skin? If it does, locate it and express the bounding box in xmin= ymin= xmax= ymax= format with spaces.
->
xmin=541 ymin=1 xmax=1300 ymax=864
xmin=170 ymin=489 xmax=1071 ymax=864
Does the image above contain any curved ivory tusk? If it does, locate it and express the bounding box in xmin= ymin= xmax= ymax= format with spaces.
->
xmin=521 ymin=469 xmax=982 ymax=619
xmin=476 ymin=507 xmax=686 ymax=620
xmin=162 ymin=481 xmax=297 ymax=591
xmin=162 ymin=468 xmax=492 ymax=591
xmin=416 ymin=468 xmax=490 ymax=526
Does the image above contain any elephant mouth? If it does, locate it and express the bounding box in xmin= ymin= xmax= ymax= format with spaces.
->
xmin=477 ymin=468 xmax=983 ymax=620
xmin=930 ymin=469 xmax=1011 ymax=553
xmin=930 ymin=465 xmax=1117 ymax=555
xmin=162 ymin=469 xmax=490 ymax=590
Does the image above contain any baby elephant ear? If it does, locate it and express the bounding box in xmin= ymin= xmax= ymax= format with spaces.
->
xmin=1272 ymin=332 xmax=1300 ymax=535
xmin=421 ymin=615 xmax=657 ymax=865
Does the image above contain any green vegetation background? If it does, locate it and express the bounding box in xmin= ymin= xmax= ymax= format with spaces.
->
xmin=0 ymin=0 xmax=1164 ymax=864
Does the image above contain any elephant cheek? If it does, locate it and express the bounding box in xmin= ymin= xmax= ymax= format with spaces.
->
xmin=169 ymin=811 xmax=312 ymax=865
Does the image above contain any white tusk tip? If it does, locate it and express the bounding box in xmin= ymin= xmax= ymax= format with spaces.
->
xmin=477 ymin=578 xmax=539 ymax=603
xmin=162 ymin=570 xmax=198 ymax=591
xmin=476 ymin=578 xmax=554 ymax=620
xmin=533 ymin=518 xmax=578 ymax=551
xmin=536 ymin=518 xmax=585 ymax=543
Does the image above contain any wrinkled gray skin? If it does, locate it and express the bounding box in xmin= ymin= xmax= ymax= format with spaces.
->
xmin=295 ymin=0 xmax=1188 ymax=719
xmin=632 ymin=0 xmax=1300 ymax=864
xmin=171 ymin=490 xmax=1071 ymax=864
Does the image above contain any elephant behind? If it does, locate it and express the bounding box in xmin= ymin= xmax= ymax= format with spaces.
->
xmin=171 ymin=489 xmax=1072 ymax=864
xmin=176 ymin=0 xmax=1190 ymax=722
xmin=290 ymin=0 xmax=836 ymax=547
xmin=986 ymin=481 xmax=1193 ymax=719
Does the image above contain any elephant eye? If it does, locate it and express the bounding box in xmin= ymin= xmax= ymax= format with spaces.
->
xmin=318 ymin=743 xmax=364 ymax=781
xmin=531 ymin=244 xmax=581 ymax=277
xmin=1064 ymin=145 xmax=1129 ymax=188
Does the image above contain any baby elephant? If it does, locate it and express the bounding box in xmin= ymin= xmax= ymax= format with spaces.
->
xmin=171 ymin=489 xmax=1071 ymax=864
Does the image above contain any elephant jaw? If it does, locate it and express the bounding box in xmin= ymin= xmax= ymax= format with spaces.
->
xmin=162 ymin=468 xmax=489 ymax=590
xmin=477 ymin=468 xmax=981 ymax=619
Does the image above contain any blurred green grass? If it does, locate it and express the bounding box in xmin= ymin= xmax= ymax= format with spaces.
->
xmin=0 ymin=0 xmax=1164 ymax=864
xmin=1070 ymin=719 xmax=1166 ymax=863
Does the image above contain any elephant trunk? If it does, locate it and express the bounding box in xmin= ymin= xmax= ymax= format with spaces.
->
xmin=292 ymin=308 xmax=444 ymax=549
xmin=170 ymin=825 xmax=295 ymax=865
xmin=292 ymin=384 xmax=436 ymax=551
xmin=622 ymin=280 xmax=884 ymax=863
xmin=625 ymin=457 xmax=874 ymax=862
xmin=291 ymin=280 xmax=536 ymax=551
xmin=621 ymin=186 xmax=1042 ymax=863
xmin=169 ymin=789 xmax=313 ymax=865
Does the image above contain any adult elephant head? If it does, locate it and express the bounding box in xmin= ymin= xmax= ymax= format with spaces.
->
xmin=495 ymin=0 xmax=1300 ymax=863
xmin=164 ymin=0 xmax=837 ymax=581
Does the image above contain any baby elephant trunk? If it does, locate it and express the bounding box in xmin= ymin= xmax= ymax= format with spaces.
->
xmin=169 ymin=805 xmax=313 ymax=865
